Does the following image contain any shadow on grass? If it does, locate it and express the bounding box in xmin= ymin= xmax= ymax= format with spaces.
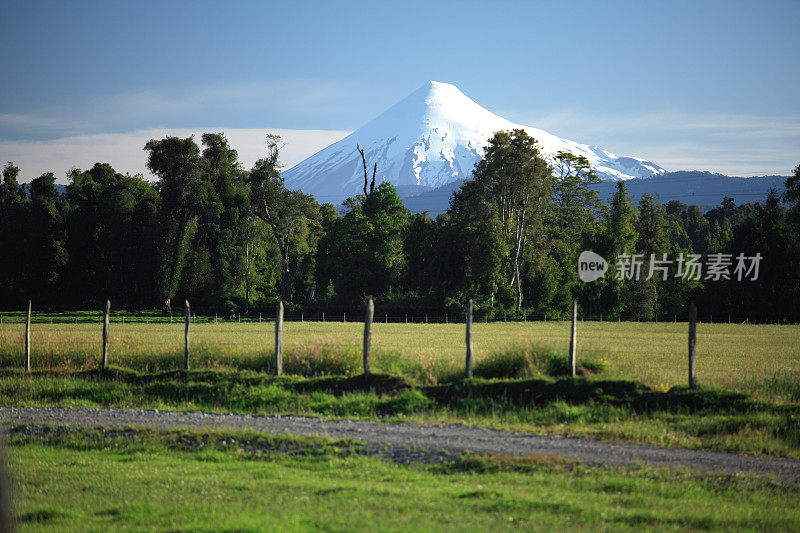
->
xmin=2 ymin=367 xmax=781 ymax=417
xmin=424 ymin=377 xmax=759 ymax=415
xmin=73 ymin=367 xmax=412 ymax=396
xmin=4 ymin=367 xmax=798 ymax=454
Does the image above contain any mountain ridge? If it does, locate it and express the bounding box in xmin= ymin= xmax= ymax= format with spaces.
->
xmin=399 ymin=171 xmax=788 ymax=216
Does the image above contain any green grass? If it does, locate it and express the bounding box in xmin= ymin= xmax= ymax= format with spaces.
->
xmin=7 ymin=426 xmax=800 ymax=532
xmin=3 ymin=318 xmax=798 ymax=530
xmin=1 ymin=320 xmax=798 ymax=458
xmin=1 ymin=368 xmax=798 ymax=459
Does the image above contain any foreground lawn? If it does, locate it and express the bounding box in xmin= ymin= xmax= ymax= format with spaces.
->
xmin=7 ymin=428 xmax=800 ymax=532
xmin=1 ymin=321 xmax=799 ymax=396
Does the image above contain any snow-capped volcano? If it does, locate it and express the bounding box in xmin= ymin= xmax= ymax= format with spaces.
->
xmin=283 ymin=81 xmax=666 ymax=202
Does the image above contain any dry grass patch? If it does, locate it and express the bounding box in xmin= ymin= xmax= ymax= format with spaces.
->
xmin=1 ymin=321 xmax=798 ymax=394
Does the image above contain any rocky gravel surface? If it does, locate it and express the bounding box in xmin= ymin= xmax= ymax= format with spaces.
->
xmin=2 ymin=407 xmax=799 ymax=483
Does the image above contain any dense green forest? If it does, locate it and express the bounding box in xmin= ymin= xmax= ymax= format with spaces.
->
xmin=1 ymin=130 xmax=798 ymax=321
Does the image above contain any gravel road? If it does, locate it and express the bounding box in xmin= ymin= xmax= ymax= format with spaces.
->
xmin=3 ymin=407 xmax=799 ymax=483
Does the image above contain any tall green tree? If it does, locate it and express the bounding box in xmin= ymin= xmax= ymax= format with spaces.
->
xmin=782 ymin=163 xmax=800 ymax=207
xmin=249 ymin=135 xmax=320 ymax=303
xmin=658 ymin=200 xmax=700 ymax=317
xmin=725 ymin=190 xmax=799 ymax=320
xmin=444 ymin=180 xmax=504 ymax=304
xmin=403 ymin=212 xmax=436 ymax=294
xmin=321 ymin=181 xmax=408 ymax=303
xmin=18 ymin=173 xmax=67 ymax=302
xmin=182 ymin=133 xmax=250 ymax=307
xmin=626 ymin=193 xmax=670 ymax=319
xmin=548 ymin=151 xmax=605 ymax=315
xmin=0 ymin=162 xmax=24 ymax=215
xmin=0 ymin=163 xmax=28 ymax=303
xmin=145 ymin=136 xmax=205 ymax=303
xmin=551 ymin=151 xmax=604 ymax=247
xmin=61 ymin=163 xmax=160 ymax=307
xmin=594 ymin=181 xmax=638 ymax=317
xmin=463 ymin=129 xmax=552 ymax=310
xmin=783 ymin=163 xmax=800 ymax=228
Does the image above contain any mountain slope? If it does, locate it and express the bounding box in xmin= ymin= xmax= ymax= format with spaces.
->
xmin=283 ymin=81 xmax=666 ymax=203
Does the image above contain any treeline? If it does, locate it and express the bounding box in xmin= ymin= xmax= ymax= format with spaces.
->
xmin=1 ymin=130 xmax=798 ymax=320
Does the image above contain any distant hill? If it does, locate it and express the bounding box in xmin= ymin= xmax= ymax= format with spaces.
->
xmin=398 ymin=172 xmax=788 ymax=216
xmin=592 ymin=171 xmax=787 ymax=211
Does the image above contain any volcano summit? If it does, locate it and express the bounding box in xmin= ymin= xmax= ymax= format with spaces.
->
xmin=283 ymin=81 xmax=666 ymax=203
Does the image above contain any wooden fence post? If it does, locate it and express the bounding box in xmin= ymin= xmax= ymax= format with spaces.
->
xmin=465 ymin=299 xmax=474 ymax=378
xmin=184 ymin=301 xmax=190 ymax=370
xmin=24 ymin=300 xmax=31 ymax=372
xmin=688 ymin=302 xmax=697 ymax=389
xmin=275 ymin=301 xmax=284 ymax=375
xmin=102 ymin=300 xmax=110 ymax=369
xmin=569 ymin=299 xmax=577 ymax=377
xmin=363 ymin=299 xmax=373 ymax=376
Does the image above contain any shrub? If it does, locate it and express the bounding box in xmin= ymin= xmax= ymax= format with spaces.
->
xmin=472 ymin=343 xmax=604 ymax=380
xmin=282 ymin=343 xmax=361 ymax=377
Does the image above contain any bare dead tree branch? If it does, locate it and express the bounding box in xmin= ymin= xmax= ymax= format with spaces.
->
xmin=357 ymin=144 xmax=368 ymax=196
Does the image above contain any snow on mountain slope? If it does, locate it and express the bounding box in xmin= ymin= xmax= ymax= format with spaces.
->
xmin=283 ymin=81 xmax=666 ymax=202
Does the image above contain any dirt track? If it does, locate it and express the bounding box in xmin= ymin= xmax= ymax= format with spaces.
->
xmin=2 ymin=407 xmax=799 ymax=483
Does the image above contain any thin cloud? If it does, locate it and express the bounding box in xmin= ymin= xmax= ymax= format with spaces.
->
xmin=513 ymin=109 xmax=800 ymax=137
xmin=0 ymin=79 xmax=360 ymax=141
xmin=504 ymin=108 xmax=800 ymax=176
xmin=0 ymin=127 xmax=350 ymax=183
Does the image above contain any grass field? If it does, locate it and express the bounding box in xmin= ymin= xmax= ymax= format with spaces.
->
xmin=7 ymin=427 xmax=800 ymax=532
xmin=1 ymin=320 xmax=799 ymax=458
xmin=2 ymin=320 xmax=798 ymax=394
xmin=3 ymin=320 xmax=800 ymax=530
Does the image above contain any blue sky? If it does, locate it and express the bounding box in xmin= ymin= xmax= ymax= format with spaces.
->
xmin=1 ymin=0 xmax=798 ymax=180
